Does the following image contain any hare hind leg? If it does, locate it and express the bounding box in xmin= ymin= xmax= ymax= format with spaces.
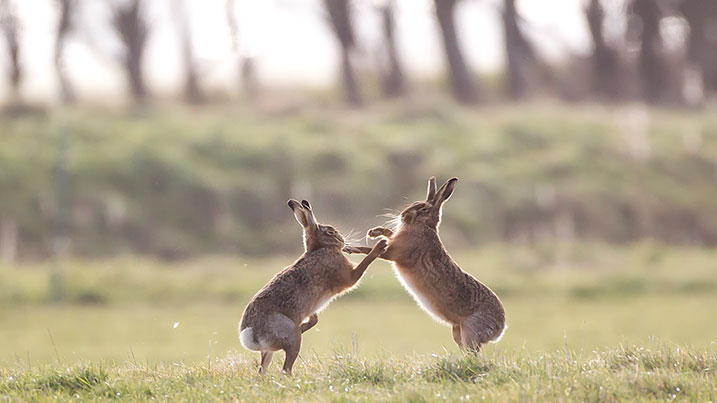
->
xmin=281 ymin=331 xmax=302 ymax=375
xmin=459 ymin=328 xmax=483 ymax=354
xmin=451 ymin=324 xmax=463 ymax=348
xmin=258 ymin=351 xmax=274 ymax=375
xmin=459 ymin=310 xmax=504 ymax=353
xmin=261 ymin=313 xmax=302 ymax=375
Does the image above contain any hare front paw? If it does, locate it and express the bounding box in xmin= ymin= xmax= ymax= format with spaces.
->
xmin=372 ymin=238 xmax=388 ymax=255
xmin=367 ymin=227 xmax=390 ymax=239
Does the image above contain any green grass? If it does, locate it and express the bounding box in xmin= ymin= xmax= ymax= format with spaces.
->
xmin=1 ymin=345 xmax=715 ymax=401
xmin=3 ymin=103 xmax=717 ymax=257
xmin=1 ymin=244 xmax=716 ymax=400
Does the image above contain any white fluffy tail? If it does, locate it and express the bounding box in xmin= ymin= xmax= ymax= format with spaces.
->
xmin=490 ymin=323 xmax=508 ymax=343
xmin=239 ymin=327 xmax=262 ymax=351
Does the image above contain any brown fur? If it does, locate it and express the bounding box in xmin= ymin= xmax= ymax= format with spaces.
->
xmin=239 ymin=199 xmax=387 ymax=375
xmin=345 ymin=177 xmax=506 ymax=352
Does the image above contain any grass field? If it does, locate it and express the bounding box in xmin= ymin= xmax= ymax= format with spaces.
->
xmin=4 ymin=103 xmax=717 ymax=258
xmin=1 ymin=345 xmax=715 ymax=401
xmin=1 ymin=243 xmax=716 ymax=400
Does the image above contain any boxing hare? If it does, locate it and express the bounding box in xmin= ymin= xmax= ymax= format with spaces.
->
xmin=239 ymin=199 xmax=387 ymax=375
xmin=344 ymin=177 xmax=506 ymax=352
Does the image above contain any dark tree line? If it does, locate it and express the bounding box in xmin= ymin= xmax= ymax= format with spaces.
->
xmin=55 ymin=0 xmax=75 ymax=104
xmin=226 ymin=0 xmax=257 ymax=100
xmin=434 ymin=0 xmax=478 ymax=103
xmin=1 ymin=0 xmax=716 ymax=108
xmin=379 ymin=1 xmax=405 ymax=97
xmin=680 ymin=0 xmax=717 ymax=95
xmin=324 ymin=0 xmax=362 ymax=106
xmin=111 ymin=0 xmax=149 ymax=102
xmin=585 ymin=0 xmax=620 ymax=99
xmin=0 ymin=0 xmax=21 ymax=104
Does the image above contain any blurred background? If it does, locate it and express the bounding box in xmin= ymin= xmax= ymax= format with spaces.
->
xmin=0 ymin=0 xmax=716 ymax=366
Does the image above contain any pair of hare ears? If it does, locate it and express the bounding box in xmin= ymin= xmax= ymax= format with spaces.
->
xmin=426 ymin=176 xmax=458 ymax=205
xmin=288 ymin=199 xmax=318 ymax=228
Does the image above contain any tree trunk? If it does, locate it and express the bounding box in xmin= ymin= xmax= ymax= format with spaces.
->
xmin=502 ymin=0 xmax=535 ymax=99
xmin=680 ymin=0 xmax=717 ymax=95
xmin=339 ymin=47 xmax=362 ymax=105
xmin=324 ymin=0 xmax=362 ymax=106
xmin=631 ymin=0 xmax=666 ymax=103
xmin=585 ymin=0 xmax=620 ymax=99
xmin=113 ymin=0 xmax=149 ymax=103
xmin=380 ymin=2 xmax=405 ymax=97
xmin=183 ymin=48 xmax=202 ymax=104
xmin=55 ymin=0 xmax=76 ymax=104
xmin=176 ymin=0 xmax=203 ymax=104
xmin=241 ymin=56 xmax=257 ymax=99
xmin=434 ymin=0 xmax=478 ymax=104
xmin=1 ymin=0 xmax=22 ymax=104
xmin=126 ymin=54 xmax=146 ymax=101
xmin=225 ymin=0 xmax=258 ymax=100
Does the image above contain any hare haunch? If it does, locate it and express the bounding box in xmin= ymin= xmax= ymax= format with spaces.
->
xmin=345 ymin=177 xmax=506 ymax=352
xmin=239 ymin=199 xmax=387 ymax=375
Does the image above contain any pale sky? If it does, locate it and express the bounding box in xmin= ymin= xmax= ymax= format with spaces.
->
xmin=0 ymin=0 xmax=600 ymax=104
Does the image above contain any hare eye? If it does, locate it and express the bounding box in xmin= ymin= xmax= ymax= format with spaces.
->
xmin=326 ymin=229 xmax=336 ymax=235
xmin=418 ymin=207 xmax=429 ymax=213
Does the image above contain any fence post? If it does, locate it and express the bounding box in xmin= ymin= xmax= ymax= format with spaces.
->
xmin=50 ymin=123 xmax=71 ymax=302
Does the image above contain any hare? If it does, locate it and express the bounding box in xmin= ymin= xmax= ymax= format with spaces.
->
xmin=239 ymin=199 xmax=387 ymax=375
xmin=344 ymin=177 xmax=506 ymax=352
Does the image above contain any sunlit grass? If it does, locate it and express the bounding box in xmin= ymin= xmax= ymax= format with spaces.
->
xmin=1 ymin=345 xmax=715 ymax=401
xmin=1 ymin=244 xmax=715 ymax=400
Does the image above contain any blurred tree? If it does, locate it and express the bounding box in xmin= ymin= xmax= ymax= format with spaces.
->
xmin=434 ymin=0 xmax=478 ymax=104
xmin=680 ymin=0 xmax=717 ymax=96
xmin=324 ymin=0 xmax=362 ymax=106
xmin=175 ymin=0 xmax=203 ymax=104
xmin=55 ymin=0 xmax=76 ymax=104
xmin=226 ymin=0 xmax=257 ymax=100
xmin=502 ymin=0 xmax=536 ymax=99
xmin=629 ymin=0 xmax=668 ymax=103
xmin=0 ymin=0 xmax=22 ymax=105
xmin=585 ymin=0 xmax=620 ymax=99
xmin=111 ymin=0 xmax=149 ymax=102
xmin=378 ymin=1 xmax=406 ymax=97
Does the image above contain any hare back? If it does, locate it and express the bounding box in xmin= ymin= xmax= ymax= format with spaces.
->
xmin=240 ymin=248 xmax=354 ymax=329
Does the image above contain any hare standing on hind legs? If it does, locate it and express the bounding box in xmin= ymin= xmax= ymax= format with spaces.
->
xmin=239 ymin=199 xmax=387 ymax=375
xmin=344 ymin=177 xmax=506 ymax=352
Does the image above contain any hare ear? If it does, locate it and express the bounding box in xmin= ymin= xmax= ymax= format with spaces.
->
xmin=301 ymin=199 xmax=318 ymax=227
xmin=426 ymin=176 xmax=437 ymax=202
xmin=288 ymin=199 xmax=309 ymax=228
xmin=435 ymin=177 xmax=458 ymax=205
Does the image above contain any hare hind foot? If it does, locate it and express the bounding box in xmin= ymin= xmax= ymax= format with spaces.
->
xmin=258 ymin=351 xmax=274 ymax=375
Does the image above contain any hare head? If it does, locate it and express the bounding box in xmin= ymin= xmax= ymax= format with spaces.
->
xmin=398 ymin=177 xmax=458 ymax=229
xmin=288 ymin=199 xmax=345 ymax=251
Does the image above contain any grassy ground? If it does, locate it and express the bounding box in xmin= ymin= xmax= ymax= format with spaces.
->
xmin=0 ymin=345 xmax=715 ymax=401
xmin=3 ymin=103 xmax=717 ymax=258
xmin=1 ymin=244 xmax=716 ymax=400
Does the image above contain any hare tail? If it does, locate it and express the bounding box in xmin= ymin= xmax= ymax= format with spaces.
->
xmin=239 ymin=327 xmax=262 ymax=351
xmin=490 ymin=323 xmax=508 ymax=343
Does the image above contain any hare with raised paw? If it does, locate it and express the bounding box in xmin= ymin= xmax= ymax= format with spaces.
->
xmin=240 ymin=199 xmax=387 ymax=375
xmin=345 ymin=177 xmax=506 ymax=352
